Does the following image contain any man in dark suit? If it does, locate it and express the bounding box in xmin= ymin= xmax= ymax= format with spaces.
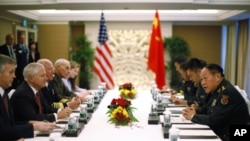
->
xmin=11 ymin=62 xmax=71 ymax=123
xmin=0 ymin=54 xmax=56 ymax=140
xmin=0 ymin=34 xmax=16 ymax=59
xmin=13 ymin=34 xmax=29 ymax=88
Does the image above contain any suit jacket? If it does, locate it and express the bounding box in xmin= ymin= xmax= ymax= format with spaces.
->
xmin=40 ymin=82 xmax=62 ymax=114
xmin=11 ymin=81 xmax=56 ymax=123
xmin=0 ymin=44 xmax=14 ymax=58
xmin=13 ymin=44 xmax=29 ymax=86
xmin=0 ymin=90 xmax=34 ymax=140
xmin=28 ymin=51 xmax=40 ymax=63
xmin=51 ymin=74 xmax=76 ymax=100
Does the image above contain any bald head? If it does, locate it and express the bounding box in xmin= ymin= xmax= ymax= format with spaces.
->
xmin=5 ymin=34 xmax=14 ymax=46
xmin=37 ymin=59 xmax=54 ymax=81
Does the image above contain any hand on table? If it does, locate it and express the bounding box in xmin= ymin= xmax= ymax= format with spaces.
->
xmin=170 ymin=96 xmax=187 ymax=105
xmin=57 ymin=107 xmax=72 ymax=119
xmin=68 ymin=97 xmax=81 ymax=109
xmin=191 ymin=101 xmax=199 ymax=110
xmin=182 ymin=107 xmax=196 ymax=120
xmin=30 ymin=121 xmax=56 ymax=132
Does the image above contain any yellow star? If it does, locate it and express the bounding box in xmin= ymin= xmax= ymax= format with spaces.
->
xmin=153 ymin=17 xmax=158 ymax=29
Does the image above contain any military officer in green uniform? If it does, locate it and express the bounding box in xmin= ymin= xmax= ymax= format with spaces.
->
xmin=182 ymin=64 xmax=250 ymax=141
xmin=176 ymin=61 xmax=197 ymax=105
xmin=171 ymin=58 xmax=207 ymax=106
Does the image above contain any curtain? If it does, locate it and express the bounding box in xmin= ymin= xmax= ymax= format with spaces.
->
xmin=236 ymin=20 xmax=248 ymax=88
xmin=224 ymin=24 xmax=237 ymax=84
xmin=244 ymin=19 xmax=250 ymax=99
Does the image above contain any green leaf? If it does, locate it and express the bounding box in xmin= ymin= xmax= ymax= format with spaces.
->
xmin=72 ymin=35 xmax=95 ymax=88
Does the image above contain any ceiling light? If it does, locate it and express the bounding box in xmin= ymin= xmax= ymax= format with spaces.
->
xmin=38 ymin=9 xmax=218 ymax=14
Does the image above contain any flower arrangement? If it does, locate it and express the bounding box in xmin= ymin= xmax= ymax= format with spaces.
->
xmin=119 ymin=82 xmax=137 ymax=99
xmin=107 ymin=97 xmax=138 ymax=126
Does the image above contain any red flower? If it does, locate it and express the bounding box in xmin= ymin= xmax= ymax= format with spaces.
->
xmin=111 ymin=99 xmax=117 ymax=105
xmin=122 ymin=82 xmax=133 ymax=89
xmin=117 ymin=98 xmax=127 ymax=107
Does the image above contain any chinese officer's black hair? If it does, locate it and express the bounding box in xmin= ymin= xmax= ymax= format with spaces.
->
xmin=173 ymin=55 xmax=187 ymax=64
xmin=186 ymin=58 xmax=207 ymax=71
xmin=204 ymin=64 xmax=224 ymax=77
xmin=179 ymin=61 xmax=188 ymax=71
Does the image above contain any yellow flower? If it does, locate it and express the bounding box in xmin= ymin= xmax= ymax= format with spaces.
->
xmin=110 ymin=106 xmax=123 ymax=118
xmin=119 ymin=89 xmax=125 ymax=94
xmin=131 ymin=89 xmax=136 ymax=94
xmin=122 ymin=108 xmax=129 ymax=118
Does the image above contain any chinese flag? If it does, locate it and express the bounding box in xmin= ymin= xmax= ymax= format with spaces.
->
xmin=147 ymin=10 xmax=166 ymax=89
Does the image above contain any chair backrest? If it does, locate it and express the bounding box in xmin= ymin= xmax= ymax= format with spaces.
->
xmin=8 ymin=89 xmax=15 ymax=99
xmin=235 ymin=86 xmax=250 ymax=115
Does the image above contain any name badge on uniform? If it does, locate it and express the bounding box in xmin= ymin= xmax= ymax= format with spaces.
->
xmin=211 ymin=99 xmax=217 ymax=106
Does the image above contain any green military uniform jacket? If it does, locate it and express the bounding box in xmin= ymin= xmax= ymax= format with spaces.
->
xmin=51 ymin=74 xmax=76 ymax=101
xmin=187 ymin=83 xmax=207 ymax=106
xmin=191 ymin=79 xmax=250 ymax=141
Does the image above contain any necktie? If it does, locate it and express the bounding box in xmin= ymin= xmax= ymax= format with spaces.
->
xmin=35 ymin=92 xmax=42 ymax=114
xmin=3 ymin=92 xmax=9 ymax=113
xmin=10 ymin=47 xmax=16 ymax=59
xmin=21 ymin=44 xmax=26 ymax=53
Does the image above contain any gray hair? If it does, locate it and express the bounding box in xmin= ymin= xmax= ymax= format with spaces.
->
xmin=54 ymin=58 xmax=69 ymax=68
xmin=23 ymin=63 xmax=45 ymax=81
xmin=0 ymin=54 xmax=16 ymax=72
xmin=37 ymin=58 xmax=53 ymax=66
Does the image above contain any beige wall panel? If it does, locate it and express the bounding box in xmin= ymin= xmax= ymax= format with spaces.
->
xmin=0 ymin=18 xmax=14 ymax=45
xmin=38 ymin=24 xmax=69 ymax=63
xmin=173 ymin=25 xmax=221 ymax=64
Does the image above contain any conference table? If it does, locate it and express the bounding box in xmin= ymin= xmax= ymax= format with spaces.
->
xmin=25 ymin=89 xmax=221 ymax=141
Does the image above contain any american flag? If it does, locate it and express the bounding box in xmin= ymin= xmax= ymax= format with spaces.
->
xmin=93 ymin=12 xmax=114 ymax=89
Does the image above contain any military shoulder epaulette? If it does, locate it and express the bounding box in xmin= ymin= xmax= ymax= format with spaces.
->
xmin=217 ymin=86 xmax=226 ymax=93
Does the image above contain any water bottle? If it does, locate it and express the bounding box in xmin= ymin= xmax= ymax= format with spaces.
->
xmin=94 ymin=90 xmax=99 ymax=102
xmin=101 ymin=82 xmax=107 ymax=94
xmin=87 ymin=97 xmax=93 ymax=109
xmin=157 ymin=94 xmax=162 ymax=105
xmin=163 ymin=109 xmax=171 ymax=126
xmin=98 ymin=85 xmax=103 ymax=98
xmin=151 ymin=83 xmax=157 ymax=94
xmin=68 ymin=116 xmax=77 ymax=132
xmin=79 ymin=105 xmax=87 ymax=120
xmin=169 ymin=127 xmax=180 ymax=141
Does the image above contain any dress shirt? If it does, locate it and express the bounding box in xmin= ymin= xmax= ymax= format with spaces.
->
xmin=62 ymin=78 xmax=72 ymax=92
xmin=0 ymin=87 xmax=4 ymax=98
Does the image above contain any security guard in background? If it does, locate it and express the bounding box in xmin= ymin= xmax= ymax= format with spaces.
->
xmin=182 ymin=64 xmax=250 ymax=141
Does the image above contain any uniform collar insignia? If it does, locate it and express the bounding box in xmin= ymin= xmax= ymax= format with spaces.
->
xmin=211 ymin=99 xmax=217 ymax=106
xmin=217 ymin=86 xmax=226 ymax=93
xmin=221 ymin=86 xmax=226 ymax=91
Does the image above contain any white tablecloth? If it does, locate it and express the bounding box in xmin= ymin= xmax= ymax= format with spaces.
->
xmin=25 ymin=89 xmax=221 ymax=141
